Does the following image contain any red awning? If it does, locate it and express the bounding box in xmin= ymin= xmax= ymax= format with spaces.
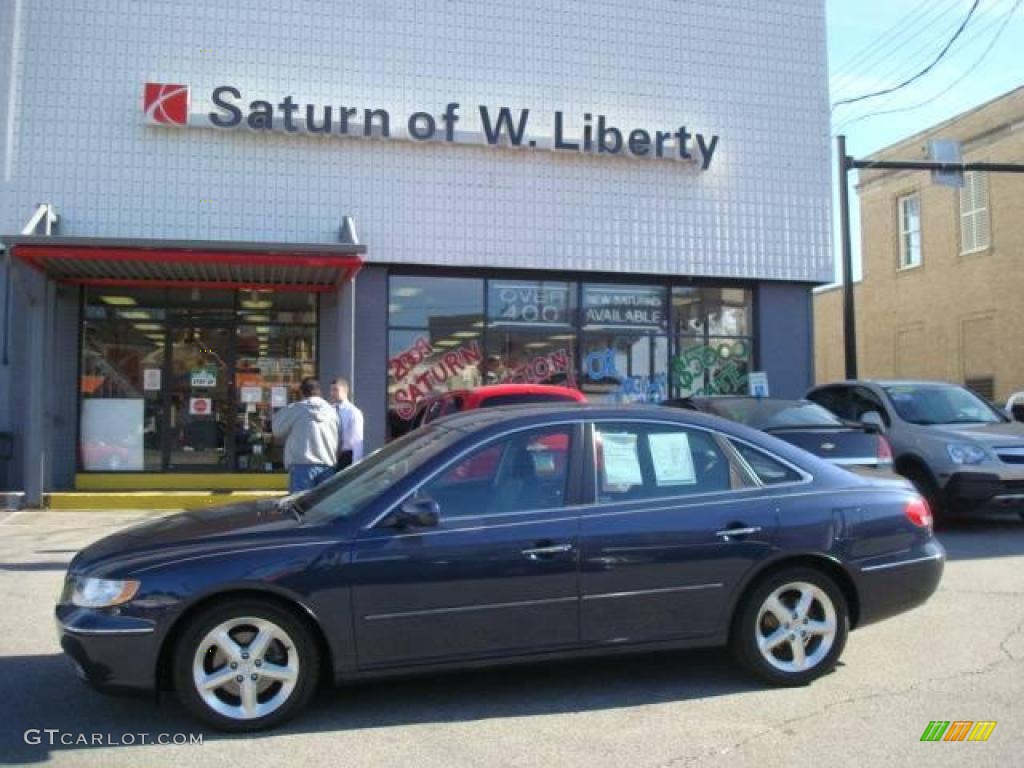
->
xmin=5 ymin=237 xmax=365 ymax=292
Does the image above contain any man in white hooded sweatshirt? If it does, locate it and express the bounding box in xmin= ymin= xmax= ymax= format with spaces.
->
xmin=272 ymin=377 xmax=339 ymax=493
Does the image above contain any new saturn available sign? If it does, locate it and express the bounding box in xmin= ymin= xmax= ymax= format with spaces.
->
xmin=143 ymin=83 xmax=719 ymax=169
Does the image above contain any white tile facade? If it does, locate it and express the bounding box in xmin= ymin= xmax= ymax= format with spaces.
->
xmin=0 ymin=0 xmax=832 ymax=282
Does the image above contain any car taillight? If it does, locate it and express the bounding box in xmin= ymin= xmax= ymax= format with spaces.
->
xmin=877 ymin=435 xmax=894 ymax=466
xmin=905 ymin=496 xmax=933 ymax=529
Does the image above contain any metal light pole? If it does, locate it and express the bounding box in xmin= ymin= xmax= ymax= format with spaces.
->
xmin=836 ymin=135 xmax=857 ymax=380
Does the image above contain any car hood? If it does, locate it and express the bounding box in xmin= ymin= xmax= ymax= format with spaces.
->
xmin=923 ymin=421 xmax=1024 ymax=447
xmin=70 ymin=496 xmax=309 ymax=575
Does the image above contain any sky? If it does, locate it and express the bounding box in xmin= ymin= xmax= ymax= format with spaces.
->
xmin=824 ymin=0 xmax=1024 ymax=283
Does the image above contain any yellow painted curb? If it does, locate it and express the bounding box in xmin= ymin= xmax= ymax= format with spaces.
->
xmin=75 ymin=473 xmax=288 ymax=491
xmin=46 ymin=491 xmax=285 ymax=510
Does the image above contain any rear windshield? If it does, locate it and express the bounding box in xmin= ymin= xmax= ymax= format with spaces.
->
xmin=706 ymin=399 xmax=843 ymax=429
xmin=479 ymin=393 xmax=579 ymax=407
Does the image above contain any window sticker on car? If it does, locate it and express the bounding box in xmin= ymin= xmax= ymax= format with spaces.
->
xmin=599 ymin=431 xmax=643 ymax=486
xmin=649 ymin=432 xmax=697 ymax=486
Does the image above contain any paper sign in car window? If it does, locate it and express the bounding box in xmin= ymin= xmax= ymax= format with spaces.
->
xmin=600 ymin=431 xmax=643 ymax=486
xmin=649 ymin=432 xmax=697 ymax=486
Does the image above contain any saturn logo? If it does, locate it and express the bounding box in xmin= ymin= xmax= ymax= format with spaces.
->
xmin=821 ymin=442 xmax=836 ymax=451
xmin=144 ymin=83 xmax=190 ymax=126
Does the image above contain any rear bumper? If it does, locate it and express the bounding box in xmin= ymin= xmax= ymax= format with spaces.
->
xmin=943 ymin=472 xmax=1024 ymax=514
xmin=56 ymin=605 xmax=160 ymax=695
xmin=851 ymin=539 xmax=945 ymax=628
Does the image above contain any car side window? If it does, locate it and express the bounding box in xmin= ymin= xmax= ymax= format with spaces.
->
xmin=852 ymin=387 xmax=890 ymax=426
xmin=592 ymin=422 xmax=744 ymax=503
xmin=418 ymin=426 xmax=573 ymax=519
xmin=807 ymin=386 xmax=852 ymax=420
xmin=730 ymin=441 xmax=803 ymax=485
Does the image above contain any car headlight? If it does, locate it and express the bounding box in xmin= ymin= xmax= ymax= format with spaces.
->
xmin=71 ymin=577 xmax=140 ymax=608
xmin=946 ymin=442 xmax=989 ymax=465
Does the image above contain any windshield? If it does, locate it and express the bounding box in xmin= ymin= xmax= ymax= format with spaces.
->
xmin=295 ymin=425 xmax=465 ymax=522
xmin=706 ymin=399 xmax=843 ymax=429
xmin=883 ymin=384 xmax=1007 ymax=425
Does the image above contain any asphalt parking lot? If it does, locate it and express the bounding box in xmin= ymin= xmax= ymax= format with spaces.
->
xmin=0 ymin=509 xmax=1020 ymax=767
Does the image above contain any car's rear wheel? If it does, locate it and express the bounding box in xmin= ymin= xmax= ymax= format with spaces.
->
xmin=732 ymin=568 xmax=849 ymax=686
xmin=172 ymin=599 xmax=319 ymax=731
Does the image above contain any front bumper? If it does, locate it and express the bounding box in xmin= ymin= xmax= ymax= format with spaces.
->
xmin=942 ymin=472 xmax=1024 ymax=514
xmin=56 ymin=605 xmax=161 ymax=695
xmin=852 ymin=538 xmax=945 ymax=628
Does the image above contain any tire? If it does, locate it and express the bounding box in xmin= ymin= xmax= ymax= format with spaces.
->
xmin=732 ymin=568 xmax=850 ymax=686
xmin=900 ymin=463 xmax=945 ymax=522
xmin=172 ymin=599 xmax=320 ymax=732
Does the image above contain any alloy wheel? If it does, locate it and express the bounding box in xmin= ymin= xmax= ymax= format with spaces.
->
xmin=191 ymin=616 xmax=300 ymax=721
xmin=754 ymin=581 xmax=837 ymax=674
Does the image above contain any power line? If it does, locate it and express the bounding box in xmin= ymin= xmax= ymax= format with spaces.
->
xmin=829 ymin=0 xmax=947 ymax=82
xmin=834 ymin=3 xmax=1019 ymax=133
xmin=831 ymin=2 xmax=967 ymax=105
xmin=836 ymin=0 xmax=1021 ymax=132
xmin=830 ymin=0 xmax=963 ymax=93
xmin=832 ymin=0 xmax=981 ymax=110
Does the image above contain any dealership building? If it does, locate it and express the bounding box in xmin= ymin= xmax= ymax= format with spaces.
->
xmin=0 ymin=1 xmax=831 ymax=506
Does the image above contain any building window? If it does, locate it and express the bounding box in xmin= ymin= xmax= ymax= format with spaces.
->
xmin=671 ymin=287 xmax=753 ymax=397
xmin=960 ymin=171 xmax=991 ymax=254
xmin=581 ymin=284 xmax=668 ymax=404
xmin=387 ymin=276 xmax=485 ymax=437
xmin=898 ymin=193 xmax=921 ymax=269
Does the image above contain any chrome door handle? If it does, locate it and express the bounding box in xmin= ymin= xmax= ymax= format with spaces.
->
xmin=715 ymin=526 xmax=762 ymax=539
xmin=522 ymin=543 xmax=574 ymax=559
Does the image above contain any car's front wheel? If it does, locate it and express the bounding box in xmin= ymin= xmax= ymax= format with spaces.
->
xmin=172 ymin=599 xmax=320 ymax=731
xmin=732 ymin=568 xmax=849 ymax=686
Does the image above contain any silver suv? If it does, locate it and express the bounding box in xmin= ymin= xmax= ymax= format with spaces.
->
xmin=806 ymin=380 xmax=1024 ymax=520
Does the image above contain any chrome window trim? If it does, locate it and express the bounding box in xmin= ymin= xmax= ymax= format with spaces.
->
xmin=589 ymin=418 xmax=813 ymax=503
xmin=363 ymin=419 xmax=585 ymax=530
xmin=364 ymin=416 xmax=819 ymax=534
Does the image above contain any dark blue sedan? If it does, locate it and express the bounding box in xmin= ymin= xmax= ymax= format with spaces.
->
xmin=57 ymin=404 xmax=944 ymax=731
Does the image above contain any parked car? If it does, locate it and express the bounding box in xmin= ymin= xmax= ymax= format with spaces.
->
xmin=391 ymin=383 xmax=587 ymax=438
xmin=807 ymin=379 xmax=1024 ymax=520
xmin=58 ymin=403 xmax=943 ymax=731
xmin=419 ymin=384 xmax=586 ymax=424
xmin=662 ymin=396 xmax=895 ymax=473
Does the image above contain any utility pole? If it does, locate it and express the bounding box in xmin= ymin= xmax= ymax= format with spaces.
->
xmin=834 ymin=136 xmax=1024 ymax=382
xmin=836 ymin=135 xmax=857 ymax=380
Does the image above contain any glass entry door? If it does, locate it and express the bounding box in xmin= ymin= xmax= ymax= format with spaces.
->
xmin=165 ymin=324 xmax=234 ymax=469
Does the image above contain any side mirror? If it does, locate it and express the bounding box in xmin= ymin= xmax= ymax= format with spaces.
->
xmin=385 ymin=497 xmax=440 ymax=529
xmin=861 ymin=410 xmax=886 ymax=431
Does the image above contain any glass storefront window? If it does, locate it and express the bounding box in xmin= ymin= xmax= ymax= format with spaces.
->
xmin=387 ymin=276 xmax=486 ymax=438
xmin=581 ymin=333 xmax=668 ymax=404
xmin=80 ymin=314 xmax=166 ymax=471
xmin=484 ymin=331 xmax=577 ymax=387
xmin=388 ymin=275 xmax=484 ymax=328
xmin=80 ymin=287 xmax=318 ymax=473
xmin=487 ymin=280 xmax=575 ymax=328
xmin=582 ymin=284 xmax=668 ymax=332
xmin=672 ymin=336 xmax=752 ymax=397
xmin=672 ymin=286 xmax=751 ymax=337
xmin=670 ymin=287 xmax=753 ymax=398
